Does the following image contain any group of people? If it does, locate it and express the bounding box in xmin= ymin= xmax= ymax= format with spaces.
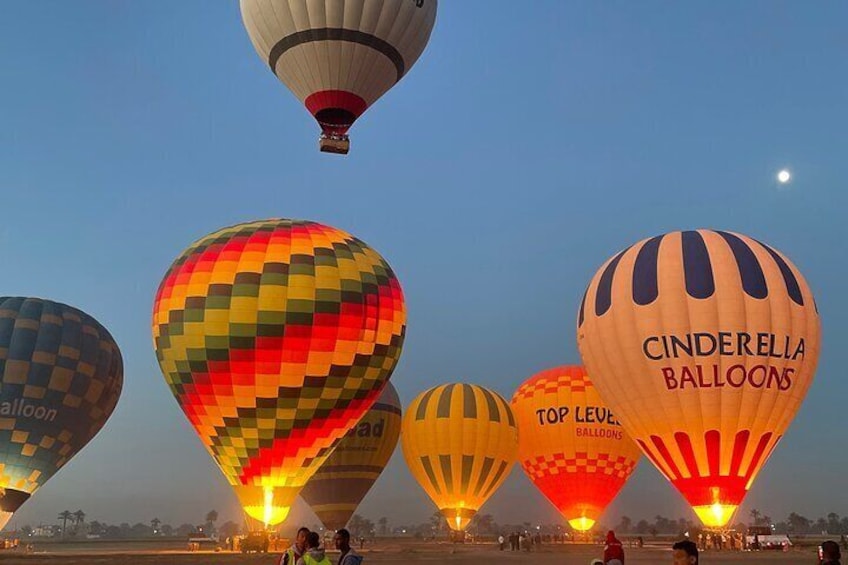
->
xmin=696 ymin=531 xmax=744 ymax=551
xmin=497 ymin=531 xmax=543 ymax=551
xmin=596 ymin=530 xmax=845 ymax=564
xmin=596 ymin=533 xmax=701 ymax=564
xmin=279 ymin=527 xmax=362 ymax=565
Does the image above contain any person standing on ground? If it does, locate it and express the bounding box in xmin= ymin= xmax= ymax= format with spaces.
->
xmin=603 ymin=530 xmax=625 ymax=565
xmin=672 ymin=540 xmax=698 ymax=565
xmin=498 ymin=534 xmax=505 ymax=551
xmin=297 ymin=532 xmax=330 ymax=565
xmin=281 ymin=528 xmax=310 ymax=565
xmin=334 ymin=528 xmax=363 ymax=565
xmin=821 ymin=540 xmax=842 ymax=564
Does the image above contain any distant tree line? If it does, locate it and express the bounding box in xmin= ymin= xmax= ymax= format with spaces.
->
xmin=17 ymin=509 xmax=243 ymax=540
xmin=613 ymin=509 xmax=848 ymax=537
xmin=17 ymin=506 xmax=848 ymax=541
xmin=351 ymin=508 xmax=848 ymax=540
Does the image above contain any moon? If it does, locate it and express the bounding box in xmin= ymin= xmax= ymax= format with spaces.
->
xmin=777 ymin=169 xmax=791 ymax=184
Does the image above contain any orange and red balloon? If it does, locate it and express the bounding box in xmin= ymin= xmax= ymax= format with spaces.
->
xmin=512 ymin=366 xmax=640 ymax=531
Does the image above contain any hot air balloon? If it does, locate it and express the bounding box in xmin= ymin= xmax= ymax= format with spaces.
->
xmin=239 ymin=0 xmax=438 ymax=154
xmin=577 ymin=230 xmax=820 ymax=528
xmin=152 ymin=219 xmax=406 ymax=528
xmin=511 ymin=366 xmax=641 ymax=532
xmin=0 ymin=297 xmax=123 ymax=530
xmin=300 ymin=381 xmax=401 ymax=531
xmin=401 ymin=383 xmax=518 ymax=532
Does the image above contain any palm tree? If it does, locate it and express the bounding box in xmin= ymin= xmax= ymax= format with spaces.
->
xmin=204 ymin=510 xmax=218 ymax=534
xmin=749 ymin=509 xmax=762 ymax=526
xmin=151 ymin=518 xmax=162 ymax=534
xmin=57 ymin=511 xmax=73 ymax=538
xmin=72 ymin=510 xmax=85 ymax=533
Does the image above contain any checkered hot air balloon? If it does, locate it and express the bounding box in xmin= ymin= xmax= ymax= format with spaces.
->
xmin=401 ymin=383 xmax=518 ymax=533
xmin=239 ymin=0 xmax=438 ymax=154
xmin=0 ymin=297 xmax=123 ymax=530
xmin=300 ymin=381 xmax=401 ymax=531
xmin=577 ymin=230 xmax=821 ymax=528
xmin=511 ymin=366 xmax=641 ymax=532
xmin=152 ymin=219 xmax=406 ymax=528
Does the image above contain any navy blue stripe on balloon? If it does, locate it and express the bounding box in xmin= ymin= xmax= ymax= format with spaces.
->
xmin=716 ymin=231 xmax=768 ymax=299
xmin=753 ymin=239 xmax=804 ymax=306
xmin=632 ymin=235 xmax=665 ymax=305
xmin=577 ymin=287 xmax=588 ymax=327
xmin=681 ymin=231 xmax=715 ymax=299
xmin=594 ymin=247 xmax=631 ymax=317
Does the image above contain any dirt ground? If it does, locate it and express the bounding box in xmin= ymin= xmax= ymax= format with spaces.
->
xmin=0 ymin=542 xmax=820 ymax=565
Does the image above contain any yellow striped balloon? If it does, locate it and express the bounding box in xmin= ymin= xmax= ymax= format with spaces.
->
xmin=300 ymin=382 xmax=402 ymax=531
xmin=401 ymin=383 xmax=518 ymax=532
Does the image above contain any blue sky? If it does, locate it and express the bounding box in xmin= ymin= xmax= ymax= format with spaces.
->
xmin=1 ymin=1 xmax=846 ymax=530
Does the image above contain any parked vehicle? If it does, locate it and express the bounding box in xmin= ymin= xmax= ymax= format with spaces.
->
xmin=745 ymin=526 xmax=791 ymax=550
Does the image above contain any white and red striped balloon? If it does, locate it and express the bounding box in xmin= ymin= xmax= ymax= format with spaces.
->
xmin=240 ymin=0 xmax=437 ymax=138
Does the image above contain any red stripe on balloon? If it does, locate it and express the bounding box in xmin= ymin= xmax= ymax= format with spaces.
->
xmin=729 ymin=430 xmax=750 ymax=477
xmin=637 ymin=439 xmax=670 ymax=480
xmin=674 ymin=432 xmax=699 ymax=478
xmin=744 ymin=432 xmax=773 ymax=482
xmin=705 ymin=430 xmax=721 ymax=477
xmin=651 ymin=435 xmax=683 ymax=480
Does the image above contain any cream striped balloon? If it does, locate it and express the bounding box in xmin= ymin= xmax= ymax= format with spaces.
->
xmin=577 ymin=230 xmax=821 ymax=528
xmin=240 ymin=0 xmax=437 ymax=138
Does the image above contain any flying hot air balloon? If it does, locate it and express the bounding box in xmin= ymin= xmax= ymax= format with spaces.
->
xmin=152 ymin=219 xmax=406 ymax=528
xmin=239 ymin=0 xmax=438 ymax=154
xmin=0 ymin=297 xmax=123 ymax=530
xmin=401 ymin=383 xmax=518 ymax=532
xmin=300 ymin=381 xmax=401 ymax=531
xmin=577 ymin=230 xmax=820 ymax=528
xmin=511 ymin=366 xmax=641 ymax=532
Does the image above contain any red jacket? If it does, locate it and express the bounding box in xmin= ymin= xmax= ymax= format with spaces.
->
xmin=604 ymin=532 xmax=625 ymax=564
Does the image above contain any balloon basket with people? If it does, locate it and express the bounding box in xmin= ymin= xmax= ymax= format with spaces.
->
xmin=319 ymin=133 xmax=351 ymax=155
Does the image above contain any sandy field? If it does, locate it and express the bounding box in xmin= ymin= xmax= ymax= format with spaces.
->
xmin=0 ymin=541 xmax=821 ymax=565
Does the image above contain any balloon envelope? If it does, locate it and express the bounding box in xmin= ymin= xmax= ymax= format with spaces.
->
xmin=300 ymin=381 xmax=401 ymax=531
xmin=401 ymin=383 xmax=518 ymax=532
xmin=240 ymin=0 xmax=438 ymax=137
xmin=512 ymin=366 xmax=640 ymax=531
xmin=152 ymin=219 xmax=406 ymax=527
xmin=0 ymin=297 xmax=123 ymax=529
xmin=577 ymin=230 xmax=820 ymax=527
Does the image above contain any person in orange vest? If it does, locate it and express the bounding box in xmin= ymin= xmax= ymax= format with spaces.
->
xmin=297 ymin=532 xmax=331 ymax=565
xmin=603 ymin=530 xmax=625 ymax=565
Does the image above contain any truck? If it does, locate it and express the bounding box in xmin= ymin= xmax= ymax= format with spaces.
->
xmin=745 ymin=525 xmax=791 ymax=550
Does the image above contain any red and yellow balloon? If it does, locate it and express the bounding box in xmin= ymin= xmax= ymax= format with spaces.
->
xmin=577 ymin=230 xmax=820 ymax=527
xmin=152 ymin=219 xmax=406 ymax=527
xmin=512 ymin=366 xmax=640 ymax=531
